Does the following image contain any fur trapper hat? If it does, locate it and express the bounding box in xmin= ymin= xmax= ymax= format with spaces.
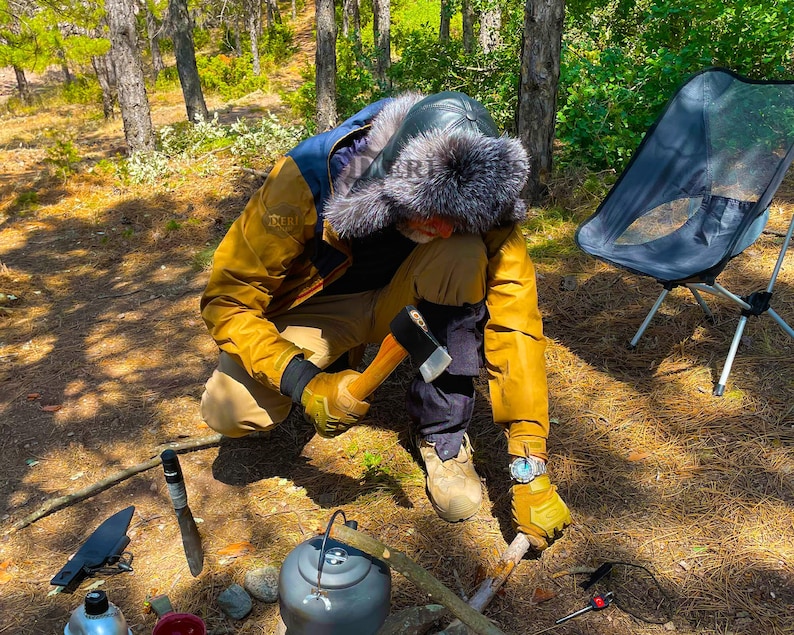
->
xmin=325 ymin=91 xmax=530 ymax=238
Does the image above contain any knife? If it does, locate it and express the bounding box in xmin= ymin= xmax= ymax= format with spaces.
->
xmin=161 ymin=450 xmax=203 ymax=576
xmin=50 ymin=505 xmax=135 ymax=591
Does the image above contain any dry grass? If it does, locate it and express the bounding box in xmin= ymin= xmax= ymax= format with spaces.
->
xmin=1 ymin=68 xmax=793 ymax=635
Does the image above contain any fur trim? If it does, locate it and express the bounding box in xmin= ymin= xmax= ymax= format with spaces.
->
xmin=326 ymin=98 xmax=529 ymax=238
xmin=333 ymin=93 xmax=424 ymax=197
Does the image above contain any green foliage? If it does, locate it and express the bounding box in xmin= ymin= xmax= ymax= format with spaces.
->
xmin=196 ymin=53 xmax=269 ymax=100
xmin=61 ymin=75 xmax=104 ymax=105
xmin=154 ymin=66 xmax=181 ymax=90
xmin=193 ymin=28 xmax=211 ymax=51
xmin=229 ymin=114 xmax=307 ymax=167
xmin=123 ymin=150 xmax=171 ymax=185
xmin=11 ymin=190 xmax=39 ymax=215
xmin=559 ymin=0 xmax=794 ymax=170
xmin=159 ymin=113 xmax=229 ymax=157
xmin=389 ymin=29 xmax=520 ymax=131
xmin=260 ymin=23 xmax=297 ymax=63
xmin=282 ymin=63 xmax=317 ymax=130
xmin=44 ymin=131 xmax=80 ymax=180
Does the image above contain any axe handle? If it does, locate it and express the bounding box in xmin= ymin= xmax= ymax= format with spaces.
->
xmin=347 ymin=333 xmax=409 ymax=400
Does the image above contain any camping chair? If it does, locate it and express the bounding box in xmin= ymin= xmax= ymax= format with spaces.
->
xmin=574 ymin=67 xmax=794 ymax=396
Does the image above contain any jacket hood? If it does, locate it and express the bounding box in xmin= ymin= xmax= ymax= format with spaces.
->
xmin=325 ymin=92 xmax=530 ymax=238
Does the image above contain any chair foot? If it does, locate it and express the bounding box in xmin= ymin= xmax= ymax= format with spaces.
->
xmin=626 ymin=342 xmax=637 ymax=350
xmin=713 ymin=383 xmax=725 ymax=397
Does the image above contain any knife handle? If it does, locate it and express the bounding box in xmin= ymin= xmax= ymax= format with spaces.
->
xmin=161 ymin=449 xmax=188 ymax=510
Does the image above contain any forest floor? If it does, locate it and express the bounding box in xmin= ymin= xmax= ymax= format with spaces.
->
xmin=1 ymin=13 xmax=793 ymax=635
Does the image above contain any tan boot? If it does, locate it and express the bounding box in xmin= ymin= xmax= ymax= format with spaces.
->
xmin=418 ymin=433 xmax=482 ymax=522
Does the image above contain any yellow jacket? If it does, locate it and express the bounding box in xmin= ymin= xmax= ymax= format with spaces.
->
xmin=201 ymin=100 xmax=550 ymax=454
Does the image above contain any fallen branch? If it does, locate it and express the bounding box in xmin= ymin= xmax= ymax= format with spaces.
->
xmin=239 ymin=167 xmax=272 ymax=178
xmin=6 ymin=433 xmax=223 ymax=534
xmin=326 ymin=523 xmax=507 ymax=635
xmin=436 ymin=534 xmax=531 ymax=634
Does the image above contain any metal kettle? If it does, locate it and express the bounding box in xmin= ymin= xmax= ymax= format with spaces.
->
xmin=278 ymin=511 xmax=391 ymax=634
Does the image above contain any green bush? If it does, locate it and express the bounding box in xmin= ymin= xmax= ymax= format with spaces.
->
xmin=196 ymin=53 xmax=269 ymax=99
xmin=261 ymin=23 xmax=297 ymax=63
xmin=61 ymin=75 xmax=104 ymax=105
xmin=229 ymin=114 xmax=307 ymax=167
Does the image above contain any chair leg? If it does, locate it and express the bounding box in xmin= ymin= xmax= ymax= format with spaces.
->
xmin=629 ymin=288 xmax=669 ymax=349
xmin=713 ymin=315 xmax=749 ymax=397
xmin=686 ymin=285 xmax=714 ymax=322
xmin=767 ymin=308 xmax=794 ymax=338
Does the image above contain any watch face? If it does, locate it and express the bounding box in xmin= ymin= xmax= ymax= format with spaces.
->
xmin=510 ymin=458 xmax=533 ymax=483
xmin=510 ymin=457 xmax=545 ymax=483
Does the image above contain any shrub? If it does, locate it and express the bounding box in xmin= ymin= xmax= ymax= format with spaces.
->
xmin=196 ymin=53 xmax=269 ymax=100
xmin=229 ymin=114 xmax=307 ymax=167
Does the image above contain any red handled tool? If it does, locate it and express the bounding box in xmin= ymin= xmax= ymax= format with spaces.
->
xmin=555 ymin=591 xmax=614 ymax=624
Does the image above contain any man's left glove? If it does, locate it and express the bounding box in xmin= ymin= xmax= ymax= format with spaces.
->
xmin=512 ymin=475 xmax=572 ymax=550
xmin=280 ymin=356 xmax=370 ymax=438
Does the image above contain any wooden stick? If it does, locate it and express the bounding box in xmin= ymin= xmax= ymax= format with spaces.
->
xmin=326 ymin=523 xmax=507 ymax=635
xmin=7 ymin=433 xmax=223 ymax=534
xmin=436 ymin=534 xmax=531 ymax=634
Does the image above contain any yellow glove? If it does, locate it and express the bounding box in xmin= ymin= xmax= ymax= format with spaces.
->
xmin=511 ymin=474 xmax=571 ymax=550
xmin=300 ymin=370 xmax=370 ymax=438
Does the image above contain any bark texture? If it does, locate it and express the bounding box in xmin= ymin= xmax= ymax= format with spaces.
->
xmin=372 ymin=0 xmax=391 ymax=89
xmin=105 ymin=0 xmax=155 ymax=152
xmin=168 ymin=0 xmax=209 ymax=122
xmin=13 ymin=66 xmax=32 ymax=105
xmin=518 ymin=0 xmax=565 ymax=203
xmin=91 ymin=53 xmax=117 ymax=120
xmin=315 ymin=0 xmax=338 ymax=132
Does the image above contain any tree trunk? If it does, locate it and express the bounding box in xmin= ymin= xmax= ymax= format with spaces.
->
xmin=92 ymin=53 xmax=117 ymax=119
xmin=440 ymin=0 xmax=451 ymax=42
xmin=518 ymin=0 xmax=565 ymax=203
xmin=105 ymin=0 xmax=155 ymax=152
xmin=244 ymin=0 xmax=262 ymax=75
xmin=315 ymin=0 xmax=337 ymax=132
xmin=292 ymin=0 xmax=297 ymax=20
xmin=145 ymin=4 xmax=165 ymax=82
xmin=266 ymin=0 xmax=281 ymax=27
xmin=462 ymin=0 xmax=475 ymax=53
xmin=168 ymin=0 xmax=208 ymax=122
xmin=372 ymin=0 xmax=390 ymax=89
xmin=13 ymin=66 xmax=32 ymax=104
xmin=479 ymin=7 xmax=502 ymax=53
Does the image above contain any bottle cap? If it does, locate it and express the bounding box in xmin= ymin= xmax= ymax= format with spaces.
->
xmin=84 ymin=591 xmax=109 ymax=616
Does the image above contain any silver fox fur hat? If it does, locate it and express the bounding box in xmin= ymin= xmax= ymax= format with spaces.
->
xmin=325 ymin=91 xmax=530 ymax=238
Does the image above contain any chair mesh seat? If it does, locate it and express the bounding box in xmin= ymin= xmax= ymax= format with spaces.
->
xmin=576 ymin=68 xmax=794 ymax=284
xmin=574 ymin=67 xmax=794 ymax=395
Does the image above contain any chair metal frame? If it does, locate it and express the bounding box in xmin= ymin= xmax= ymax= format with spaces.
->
xmin=628 ymin=214 xmax=794 ymax=395
xmin=574 ymin=68 xmax=794 ymax=395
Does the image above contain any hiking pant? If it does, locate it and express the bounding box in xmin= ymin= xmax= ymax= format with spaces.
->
xmin=200 ymin=233 xmax=488 ymax=458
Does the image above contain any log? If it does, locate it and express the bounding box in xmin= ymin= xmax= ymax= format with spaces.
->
xmin=436 ymin=534 xmax=531 ymax=634
xmin=7 ymin=434 xmax=223 ymax=533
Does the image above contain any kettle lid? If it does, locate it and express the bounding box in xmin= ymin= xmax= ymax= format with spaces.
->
xmin=296 ymin=536 xmax=374 ymax=590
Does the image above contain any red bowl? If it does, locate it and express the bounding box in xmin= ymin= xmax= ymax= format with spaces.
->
xmin=152 ymin=612 xmax=206 ymax=635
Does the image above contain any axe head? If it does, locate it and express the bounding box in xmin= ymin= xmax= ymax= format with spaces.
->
xmin=390 ymin=305 xmax=452 ymax=383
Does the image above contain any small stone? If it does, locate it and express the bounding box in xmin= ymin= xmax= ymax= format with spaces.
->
xmin=217 ymin=584 xmax=253 ymax=620
xmin=244 ymin=566 xmax=280 ymax=603
xmin=663 ymin=621 xmax=676 ymax=631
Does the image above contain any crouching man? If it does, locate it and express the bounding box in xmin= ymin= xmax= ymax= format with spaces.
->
xmin=199 ymin=91 xmax=571 ymax=549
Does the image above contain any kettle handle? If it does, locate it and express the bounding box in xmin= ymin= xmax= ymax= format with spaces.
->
xmin=315 ymin=510 xmax=359 ymax=591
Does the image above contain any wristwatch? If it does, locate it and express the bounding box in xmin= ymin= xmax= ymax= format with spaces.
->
xmin=509 ymin=456 xmax=547 ymax=484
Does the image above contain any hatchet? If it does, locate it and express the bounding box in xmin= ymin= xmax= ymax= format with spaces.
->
xmin=161 ymin=450 xmax=203 ymax=577
xmin=347 ymin=305 xmax=452 ymax=400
